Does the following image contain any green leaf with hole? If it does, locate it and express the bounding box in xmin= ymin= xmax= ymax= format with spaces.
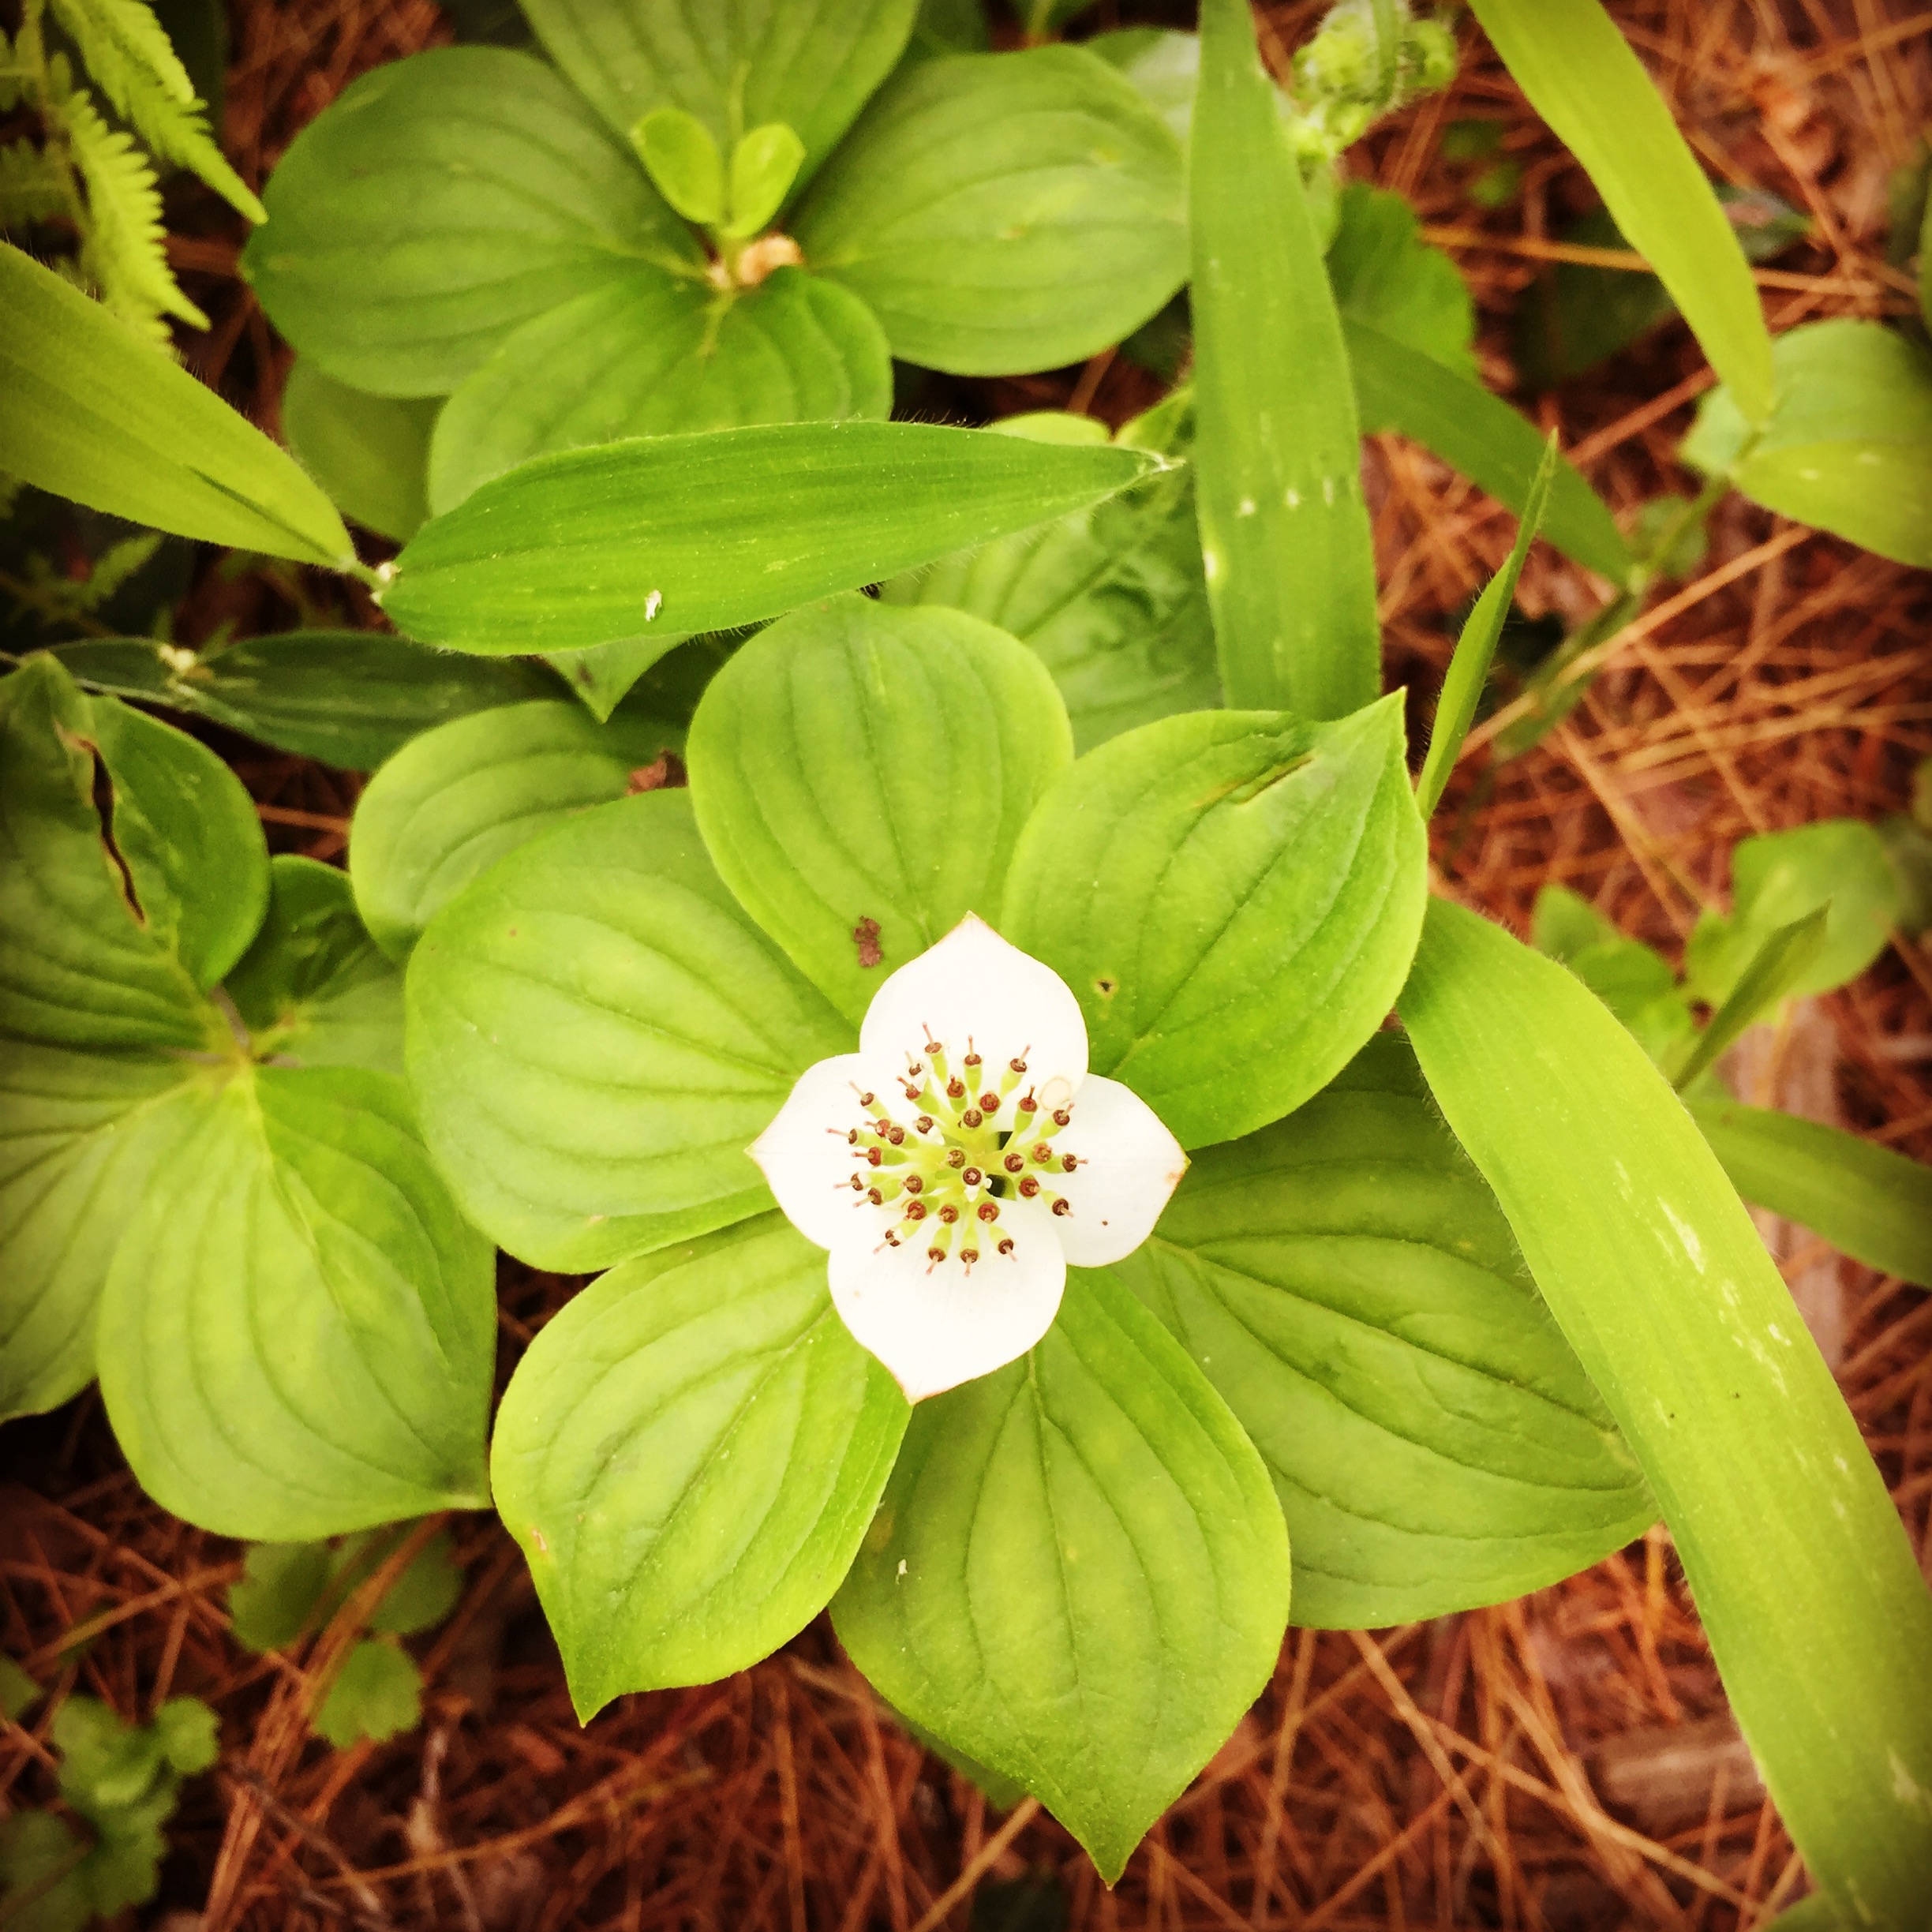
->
xmin=313 ymin=1641 xmax=422 ymax=1747
xmin=687 ymin=595 xmax=1069 ymax=1027
xmin=47 ymin=635 xmax=556 ymax=771
xmin=383 ymin=421 xmax=1169 ymax=653
xmin=282 ymin=361 xmax=439 ymax=544
xmin=1001 ymin=697 xmax=1426 ymax=1150
xmin=521 ymin=0 xmax=918 ymax=185
xmin=1 ymin=243 xmax=351 ymax=566
xmin=1691 ymin=1100 xmax=1932 ymax=1291
xmin=425 ymin=266 xmax=891 ymax=514
xmin=1191 ymin=0 xmax=1378 ymax=721
xmin=878 ymin=393 xmax=1219 ymax=751
xmin=1110 ymin=1036 xmax=1651 ymax=1629
xmin=243 ymin=48 xmax=696 ymax=398
xmin=1682 ymin=320 xmax=1932 ymax=568
xmin=405 ymin=791 xmax=849 ymax=1271
xmin=793 ymin=47 xmax=1185 ymax=376
xmin=493 ymin=1214 xmax=908 ymax=1713
xmin=223 ymin=856 xmax=404 ymax=1077
xmin=1345 ymin=320 xmax=1634 ymax=584
xmin=95 ymin=1065 xmax=496 ymax=1539
xmin=1402 ymin=896 xmax=1932 ymax=1926
xmin=1684 ymin=818 xmax=1899 ymax=1011
xmin=1468 ymin=0 xmax=1773 ymax=423
xmin=833 ymin=1267 xmax=1288 ymax=1882
xmin=350 ymin=698 xmax=680 ymax=962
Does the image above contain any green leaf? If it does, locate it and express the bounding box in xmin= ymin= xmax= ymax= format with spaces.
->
xmin=1531 ymin=885 xmax=1691 ymax=1065
xmin=425 ymin=265 xmax=892 ymax=515
xmin=361 ymin=1527 xmax=464 ymax=1635
xmin=1674 ymin=908 xmax=1828 ymax=1092
xmin=1681 ymin=319 xmax=1932 ymax=569
xmin=1327 ymin=182 xmax=1474 ymax=375
xmin=151 ymin=1698 xmax=218 ymax=1775
xmin=631 ymin=106 xmax=723 ymax=225
xmin=282 ymin=360 xmax=438 ymax=544
xmin=223 ymin=856 xmax=404 ymax=1076
xmin=1112 ymin=1036 xmax=1651 ymax=1627
xmin=227 ymin=1541 xmax=335 ymax=1651
xmin=95 ymin=1065 xmax=496 ymax=1539
xmin=243 ymin=47 xmax=695 ymax=398
xmin=520 ymin=0 xmax=918 ymax=187
xmin=792 ymin=47 xmax=1185 ymax=376
xmin=832 ymin=1267 xmax=1289 ymax=1882
xmin=349 ymin=698 xmax=680 ymax=962
xmin=1684 ymin=818 xmax=1900 ymax=1011
xmin=382 ymin=421 xmax=1169 ymax=653
xmin=493 ymin=1214 xmax=908 ymax=1713
xmin=725 ymin=122 xmax=806 ymax=238
xmin=1468 ymin=0 xmax=1773 ymax=423
xmin=1087 ymin=27 xmax=1196 ymax=142
xmin=1001 ymin=698 xmax=1427 ymax=1150
xmin=878 ymin=393 xmax=1219 ymax=752
xmin=0 ymin=1809 xmax=89 ymax=1932
xmin=542 ymin=638 xmax=686 ymax=722
xmin=1192 ymin=0 xmax=1378 ymax=721
xmin=0 ymin=242 xmax=351 ymax=564
xmin=1401 ymin=896 xmax=1932 ymax=1927
xmin=0 ymin=1657 xmax=39 ymax=1721
xmin=83 ymin=694 xmax=270 ymax=992
xmin=47 ymin=634 xmax=556 ymax=770
xmin=1345 ymin=320 xmax=1634 ymax=584
xmin=687 ymin=595 xmax=1070 ymax=1028
xmin=313 ymin=1640 xmax=422 ymax=1747
xmin=1692 ymin=1099 xmax=1932 ymax=1291
xmin=405 ymin=791 xmax=850 ymax=1271
xmin=1415 ymin=435 xmax=1554 ymax=819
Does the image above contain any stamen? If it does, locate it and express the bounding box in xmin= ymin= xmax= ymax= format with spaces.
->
xmin=978 ymin=1091 xmax=999 ymax=1112
xmin=1018 ymin=1175 xmax=1040 ymax=1198
xmin=1051 ymin=1200 xmax=1072 ymax=1216
xmin=946 ymin=1148 xmax=966 ymax=1170
xmin=1002 ymin=1154 xmax=1024 ymax=1174
xmin=976 ymin=1200 xmax=999 ymax=1222
xmin=997 ymin=1237 xmax=1015 ymax=1256
xmin=937 ymin=1204 xmax=959 ymax=1224
xmin=946 ymin=1077 xmax=967 ymax=1099
xmin=1051 ymin=1108 xmax=1072 ymax=1127
xmin=961 ymin=1166 xmax=983 ymax=1186
xmin=904 ymin=1174 xmax=923 ymax=1194
xmin=961 ymin=1107 xmax=983 ymax=1128
xmin=1060 ymin=1154 xmax=1079 ymax=1171
xmin=1017 ymin=1091 xmax=1039 ymax=1114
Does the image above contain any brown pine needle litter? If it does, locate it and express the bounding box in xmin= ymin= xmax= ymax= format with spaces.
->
xmin=6 ymin=2 xmax=1932 ymax=1926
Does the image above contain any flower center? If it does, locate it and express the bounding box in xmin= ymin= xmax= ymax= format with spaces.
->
xmin=833 ymin=1035 xmax=1083 ymax=1272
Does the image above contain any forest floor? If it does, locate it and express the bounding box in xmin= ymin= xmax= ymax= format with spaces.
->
xmin=3 ymin=1 xmax=1931 ymax=1927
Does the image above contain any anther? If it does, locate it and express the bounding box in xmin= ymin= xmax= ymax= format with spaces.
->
xmin=849 ymin=1176 xmax=866 ymax=1192
xmin=938 ymin=1204 xmax=959 ymax=1224
xmin=946 ymin=1078 xmax=966 ymax=1099
xmin=927 ymin=1246 xmax=947 ymax=1265
xmin=976 ymin=1200 xmax=999 ymax=1222
xmin=1051 ymin=1199 xmax=1072 ymax=1216
xmin=1002 ymin=1153 xmax=1024 ymax=1174
xmin=882 ymin=1230 xmax=900 ymax=1247
xmin=1017 ymin=1092 xmax=1038 ymax=1114
xmin=886 ymin=1125 xmax=905 ymax=1146
xmin=867 ymin=1147 xmax=883 ymax=1166
xmin=945 ymin=1148 xmax=965 ymax=1170
xmin=1018 ymin=1175 xmax=1041 ymax=1198
xmin=962 ymin=1166 xmax=983 ymax=1187
xmin=1051 ymin=1108 xmax=1071 ymax=1128
xmin=960 ymin=1107 xmax=983 ymax=1128
xmin=1060 ymin=1154 xmax=1079 ymax=1172
xmin=1009 ymin=1057 xmax=1028 ymax=1074
xmin=856 ymin=1090 xmax=875 ymax=1106
xmin=1031 ymin=1143 xmax=1053 ymax=1164
xmin=915 ymin=1115 xmax=934 ymax=1134
xmin=904 ymin=1200 xmax=927 ymax=1222
xmin=964 ymin=1047 xmax=981 ymax=1068
xmin=978 ymin=1091 xmax=999 ymax=1112
xmin=903 ymin=1174 xmax=923 ymax=1194
xmin=960 ymin=1247 xmax=979 ymax=1267
xmin=997 ymin=1237 xmax=1015 ymax=1256
xmin=868 ymin=1187 xmax=884 ymax=1204
xmin=846 ymin=1129 xmax=859 ymax=1144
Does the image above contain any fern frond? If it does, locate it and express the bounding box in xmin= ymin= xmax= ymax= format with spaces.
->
xmin=56 ymin=76 xmax=208 ymax=339
xmin=47 ymin=0 xmax=264 ymax=223
xmin=0 ymin=138 xmax=71 ymax=230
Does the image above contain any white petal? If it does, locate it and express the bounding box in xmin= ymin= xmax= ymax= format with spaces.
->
xmin=858 ymin=915 xmax=1087 ymax=1114
xmin=1050 ymin=1074 xmax=1189 ymax=1267
xmin=828 ymin=1196 xmax=1066 ymax=1402
xmin=748 ymin=1051 xmax=906 ymax=1252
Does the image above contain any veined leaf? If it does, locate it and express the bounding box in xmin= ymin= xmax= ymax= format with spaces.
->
xmin=492 ymin=1215 xmax=908 ymax=1713
xmin=1001 ymin=698 xmax=1427 ymax=1150
xmin=405 ymin=791 xmax=851 ymax=1271
xmin=282 ymin=361 xmax=438 ymax=544
xmin=350 ymin=698 xmax=680 ymax=961
xmin=1468 ymin=0 xmax=1773 ymax=422
xmin=1402 ymin=897 xmax=1932 ymax=1926
xmin=792 ymin=47 xmax=1186 ymax=376
xmin=1691 ymin=1100 xmax=1932 ymax=1291
xmin=1192 ymin=0 xmax=1379 ymax=721
xmin=382 ymin=421 xmax=1169 ymax=653
xmin=96 ymin=1064 xmax=496 ymax=1539
xmin=0 ymin=242 xmax=352 ymax=564
xmin=1111 ymin=1036 xmax=1652 ymax=1627
xmin=687 ymin=594 xmax=1071 ymax=1028
xmin=48 ymin=634 xmax=556 ymax=770
xmin=833 ymin=1267 xmax=1289 ymax=1881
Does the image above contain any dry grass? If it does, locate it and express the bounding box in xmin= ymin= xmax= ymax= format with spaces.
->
xmin=6 ymin=0 xmax=1932 ymax=1926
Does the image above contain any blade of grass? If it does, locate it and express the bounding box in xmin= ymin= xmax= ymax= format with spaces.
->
xmin=1191 ymin=0 xmax=1380 ymax=720
xmin=1402 ymin=898 xmax=1932 ymax=1928
xmin=1469 ymin=0 xmax=1773 ymax=424
xmin=1414 ymin=433 xmax=1556 ymax=819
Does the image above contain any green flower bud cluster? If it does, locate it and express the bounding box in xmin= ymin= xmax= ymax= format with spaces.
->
xmin=1286 ymin=0 xmax=1458 ymax=165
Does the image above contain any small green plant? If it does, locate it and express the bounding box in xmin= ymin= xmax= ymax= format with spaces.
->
xmin=0 ymin=0 xmax=262 ymax=339
xmin=0 ymin=1679 xmax=216 ymax=1932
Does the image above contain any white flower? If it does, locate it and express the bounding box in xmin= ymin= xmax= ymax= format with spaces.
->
xmin=750 ymin=915 xmax=1188 ymax=1402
